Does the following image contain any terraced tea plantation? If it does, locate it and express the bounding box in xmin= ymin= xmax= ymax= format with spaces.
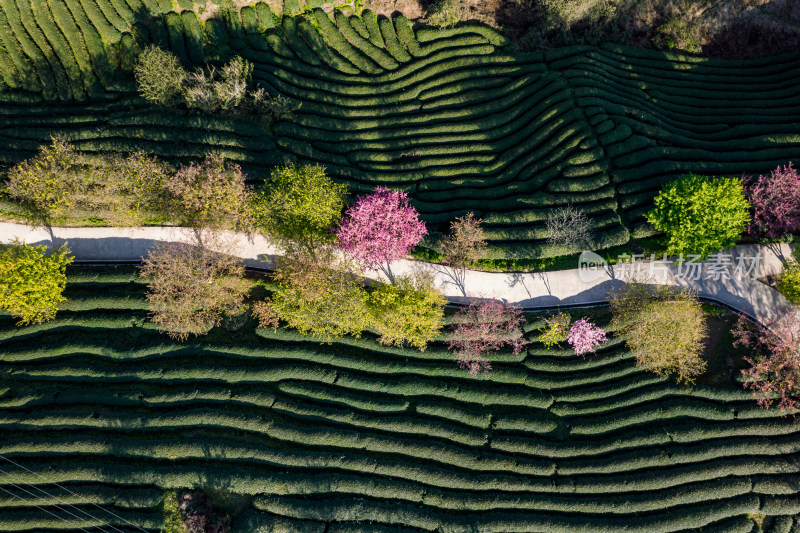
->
xmin=1 ymin=1 xmax=800 ymax=257
xmin=0 ymin=264 xmax=796 ymax=531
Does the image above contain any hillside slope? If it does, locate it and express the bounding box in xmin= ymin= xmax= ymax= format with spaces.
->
xmin=0 ymin=2 xmax=799 ymax=258
xmin=0 ymin=265 xmax=798 ymax=531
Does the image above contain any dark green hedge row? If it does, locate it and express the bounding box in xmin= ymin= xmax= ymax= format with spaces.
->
xmin=252 ymin=492 xmax=761 ymax=532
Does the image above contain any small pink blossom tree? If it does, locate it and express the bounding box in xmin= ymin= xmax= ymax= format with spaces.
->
xmin=743 ymin=162 xmax=800 ymax=238
xmin=336 ymin=186 xmax=427 ymax=279
xmin=448 ymin=299 xmax=527 ymax=376
xmin=733 ymin=308 xmax=800 ymax=412
xmin=567 ymin=318 xmax=607 ymax=356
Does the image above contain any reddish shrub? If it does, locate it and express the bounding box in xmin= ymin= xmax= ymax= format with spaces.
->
xmin=178 ymin=491 xmax=231 ymax=533
xmin=441 ymin=213 xmax=488 ymax=269
xmin=733 ymin=308 xmax=800 ymax=412
xmin=252 ymin=299 xmax=280 ymax=331
xmin=744 ymin=162 xmax=800 ymax=238
xmin=167 ymin=154 xmax=250 ymax=232
xmin=139 ymin=241 xmax=251 ymax=340
xmin=448 ymin=299 xmax=527 ymax=376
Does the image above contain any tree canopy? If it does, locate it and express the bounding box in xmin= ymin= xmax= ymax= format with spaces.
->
xmin=167 ymin=154 xmax=250 ymax=234
xmin=337 ymin=186 xmax=427 ymax=272
xmin=0 ymin=240 xmax=73 ymax=325
xmin=267 ymin=248 xmax=370 ymax=342
xmin=610 ymin=281 xmax=708 ymax=384
xmin=368 ymin=272 xmax=445 ymax=351
xmin=251 ymin=164 xmax=347 ymax=254
xmin=646 ymin=174 xmax=750 ymax=259
xmin=139 ymin=242 xmax=251 ymax=340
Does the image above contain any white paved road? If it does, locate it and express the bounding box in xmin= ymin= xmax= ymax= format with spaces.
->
xmin=0 ymin=222 xmax=792 ymax=323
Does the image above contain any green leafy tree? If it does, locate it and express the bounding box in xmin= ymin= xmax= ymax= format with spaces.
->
xmin=86 ymin=152 xmax=172 ymax=227
xmin=250 ymin=164 xmax=347 ymax=254
xmin=368 ymin=272 xmax=446 ymax=351
xmin=427 ymin=0 xmax=463 ymax=28
xmin=134 ymin=45 xmax=187 ymax=106
xmin=538 ymin=311 xmax=571 ymax=347
xmin=161 ymin=490 xmax=183 ymax=533
xmin=778 ymin=251 xmax=800 ymax=304
xmin=646 ymin=174 xmax=750 ymax=259
xmin=0 ymin=240 xmax=73 ymax=325
xmin=610 ymin=281 xmax=708 ymax=384
xmin=6 ymin=138 xmax=83 ymax=223
xmin=268 ymin=248 xmax=370 ymax=343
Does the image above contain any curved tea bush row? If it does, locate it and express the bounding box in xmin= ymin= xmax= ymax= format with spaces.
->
xmin=0 ymin=265 xmax=798 ymax=530
xmin=2 ymin=5 xmax=799 ymax=256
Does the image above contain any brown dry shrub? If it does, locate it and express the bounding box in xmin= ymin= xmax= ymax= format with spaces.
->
xmin=139 ymin=241 xmax=252 ymax=340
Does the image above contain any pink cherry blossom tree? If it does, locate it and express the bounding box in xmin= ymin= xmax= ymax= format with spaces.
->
xmin=448 ymin=299 xmax=528 ymax=376
xmin=567 ymin=318 xmax=607 ymax=356
xmin=733 ymin=308 xmax=800 ymax=412
xmin=743 ymin=162 xmax=800 ymax=238
xmin=336 ymin=186 xmax=427 ymax=281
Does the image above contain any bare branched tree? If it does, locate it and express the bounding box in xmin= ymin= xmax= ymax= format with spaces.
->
xmin=546 ymin=206 xmax=592 ymax=249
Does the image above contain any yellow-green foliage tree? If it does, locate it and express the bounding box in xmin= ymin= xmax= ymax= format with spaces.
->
xmin=250 ymin=164 xmax=347 ymax=254
xmin=161 ymin=490 xmax=184 ymax=533
xmin=266 ymin=248 xmax=370 ymax=343
xmin=6 ymin=138 xmax=82 ymax=223
xmin=6 ymin=139 xmax=172 ymax=226
xmin=0 ymin=240 xmax=73 ymax=325
xmin=646 ymin=174 xmax=750 ymax=259
xmin=777 ymin=249 xmax=800 ymax=304
xmin=87 ymin=152 xmax=172 ymax=227
xmin=368 ymin=272 xmax=446 ymax=351
xmin=610 ymin=281 xmax=708 ymax=384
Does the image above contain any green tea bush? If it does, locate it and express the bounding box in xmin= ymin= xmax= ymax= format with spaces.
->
xmin=161 ymin=490 xmax=183 ymax=533
xmin=278 ymin=381 xmax=410 ymax=413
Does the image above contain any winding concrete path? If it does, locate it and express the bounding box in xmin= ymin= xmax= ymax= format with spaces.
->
xmin=0 ymin=222 xmax=792 ymax=323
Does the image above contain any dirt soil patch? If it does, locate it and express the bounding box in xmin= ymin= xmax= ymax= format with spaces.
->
xmin=364 ymin=0 xmax=800 ymax=59
xmin=697 ymin=305 xmax=750 ymax=387
xmin=364 ymin=0 xmax=506 ymax=26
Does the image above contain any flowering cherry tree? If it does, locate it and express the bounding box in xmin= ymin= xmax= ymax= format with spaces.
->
xmin=744 ymin=162 xmax=800 ymax=238
xmin=567 ymin=318 xmax=607 ymax=356
xmin=733 ymin=308 xmax=800 ymax=412
xmin=448 ymin=299 xmax=527 ymax=376
xmin=336 ymin=186 xmax=427 ymax=277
